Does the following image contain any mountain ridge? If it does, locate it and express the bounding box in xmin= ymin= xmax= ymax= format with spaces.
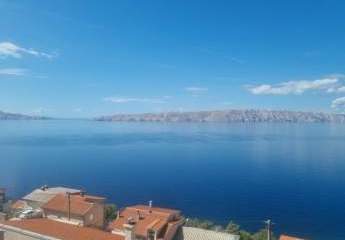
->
xmin=96 ymin=109 xmax=345 ymax=123
xmin=0 ymin=110 xmax=47 ymax=120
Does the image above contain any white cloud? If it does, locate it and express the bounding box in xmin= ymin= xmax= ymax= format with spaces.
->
xmin=0 ymin=68 xmax=27 ymax=76
xmin=326 ymin=73 xmax=345 ymax=79
xmin=331 ymin=97 xmax=345 ymax=109
xmin=0 ymin=42 xmax=54 ymax=59
xmin=247 ymin=77 xmax=340 ymax=95
xmin=336 ymin=86 xmax=345 ymax=93
xmin=327 ymin=86 xmax=345 ymax=93
xmin=103 ymin=97 xmax=167 ymax=104
xmin=184 ymin=87 xmax=208 ymax=96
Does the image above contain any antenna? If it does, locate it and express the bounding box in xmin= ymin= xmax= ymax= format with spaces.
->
xmin=264 ymin=219 xmax=274 ymax=240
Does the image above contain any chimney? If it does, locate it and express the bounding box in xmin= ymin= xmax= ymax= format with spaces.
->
xmin=149 ymin=200 xmax=153 ymax=213
xmin=123 ymin=223 xmax=135 ymax=240
xmin=136 ymin=210 xmax=142 ymax=221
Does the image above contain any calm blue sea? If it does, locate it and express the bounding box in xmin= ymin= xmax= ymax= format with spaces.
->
xmin=1 ymin=120 xmax=345 ymax=239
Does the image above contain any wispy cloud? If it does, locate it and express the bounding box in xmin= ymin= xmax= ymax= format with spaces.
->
xmin=247 ymin=77 xmax=341 ymax=95
xmin=327 ymin=86 xmax=345 ymax=93
xmin=184 ymin=87 xmax=208 ymax=96
xmin=327 ymin=73 xmax=345 ymax=79
xmin=0 ymin=42 xmax=55 ymax=59
xmin=0 ymin=68 xmax=28 ymax=76
xmin=332 ymin=97 xmax=345 ymax=109
xmin=103 ymin=96 xmax=168 ymax=104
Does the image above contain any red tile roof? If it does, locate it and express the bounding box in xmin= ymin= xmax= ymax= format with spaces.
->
xmin=11 ymin=200 xmax=28 ymax=210
xmin=109 ymin=205 xmax=183 ymax=239
xmin=280 ymin=235 xmax=304 ymax=240
xmin=2 ymin=218 xmax=123 ymax=240
xmin=128 ymin=205 xmax=180 ymax=216
xmin=42 ymin=193 xmax=104 ymax=216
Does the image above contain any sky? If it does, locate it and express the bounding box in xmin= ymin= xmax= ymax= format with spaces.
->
xmin=1 ymin=0 xmax=345 ymax=118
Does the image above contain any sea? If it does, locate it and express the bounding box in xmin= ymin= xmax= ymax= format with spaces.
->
xmin=0 ymin=120 xmax=345 ymax=239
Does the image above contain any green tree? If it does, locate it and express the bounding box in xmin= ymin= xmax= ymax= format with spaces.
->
xmin=225 ymin=221 xmax=240 ymax=234
xmin=252 ymin=229 xmax=276 ymax=240
xmin=185 ymin=218 xmax=215 ymax=230
xmin=104 ymin=204 xmax=117 ymax=223
xmin=212 ymin=225 xmax=224 ymax=232
xmin=239 ymin=230 xmax=253 ymax=240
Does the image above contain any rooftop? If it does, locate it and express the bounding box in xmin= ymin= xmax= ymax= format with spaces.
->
xmin=11 ymin=200 xmax=30 ymax=210
xmin=174 ymin=227 xmax=240 ymax=240
xmin=279 ymin=235 xmax=304 ymax=240
xmin=1 ymin=218 xmax=123 ymax=240
xmin=109 ymin=205 xmax=183 ymax=238
xmin=42 ymin=193 xmax=105 ymax=216
xmin=23 ymin=186 xmax=80 ymax=204
xmin=127 ymin=205 xmax=181 ymax=216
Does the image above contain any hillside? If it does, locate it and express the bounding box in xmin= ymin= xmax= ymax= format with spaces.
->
xmin=96 ymin=109 xmax=345 ymax=123
xmin=0 ymin=110 xmax=47 ymax=120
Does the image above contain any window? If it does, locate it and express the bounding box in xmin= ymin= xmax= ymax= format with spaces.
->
xmin=147 ymin=230 xmax=155 ymax=240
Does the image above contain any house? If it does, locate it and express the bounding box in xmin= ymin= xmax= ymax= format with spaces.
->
xmin=21 ymin=186 xmax=80 ymax=209
xmin=41 ymin=193 xmax=106 ymax=228
xmin=10 ymin=200 xmax=30 ymax=212
xmin=108 ymin=204 xmax=185 ymax=240
xmin=279 ymin=235 xmax=305 ymax=240
xmin=174 ymin=227 xmax=240 ymax=240
xmin=0 ymin=189 xmax=5 ymax=213
xmin=0 ymin=189 xmax=5 ymax=205
xmin=0 ymin=189 xmax=10 ymax=220
xmin=0 ymin=218 xmax=124 ymax=240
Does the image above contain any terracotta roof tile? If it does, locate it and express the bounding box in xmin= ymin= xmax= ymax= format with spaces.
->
xmin=109 ymin=205 xmax=183 ymax=239
xmin=11 ymin=200 xmax=28 ymax=210
xmin=42 ymin=193 xmax=102 ymax=216
xmin=128 ymin=205 xmax=180 ymax=216
xmin=2 ymin=218 xmax=123 ymax=240
xmin=279 ymin=235 xmax=304 ymax=240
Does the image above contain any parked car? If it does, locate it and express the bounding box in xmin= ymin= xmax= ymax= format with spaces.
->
xmin=18 ymin=209 xmax=42 ymax=219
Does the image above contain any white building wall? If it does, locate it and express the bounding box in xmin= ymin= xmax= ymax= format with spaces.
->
xmin=3 ymin=231 xmax=41 ymax=240
xmin=46 ymin=214 xmax=83 ymax=226
xmin=0 ymin=226 xmax=58 ymax=240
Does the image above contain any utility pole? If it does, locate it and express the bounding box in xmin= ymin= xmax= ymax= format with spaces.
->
xmin=264 ymin=219 xmax=273 ymax=240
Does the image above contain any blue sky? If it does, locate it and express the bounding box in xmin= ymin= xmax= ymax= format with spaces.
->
xmin=1 ymin=0 xmax=345 ymax=117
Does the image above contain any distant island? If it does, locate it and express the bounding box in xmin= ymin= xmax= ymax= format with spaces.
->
xmin=96 ymin=109 xmax=345 ymax=123
xmin=0 ymin=110 xmax=47 ymax=120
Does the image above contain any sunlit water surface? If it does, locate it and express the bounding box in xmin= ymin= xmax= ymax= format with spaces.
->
xmin=1 ymin=120 xmax=345 ymax=239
